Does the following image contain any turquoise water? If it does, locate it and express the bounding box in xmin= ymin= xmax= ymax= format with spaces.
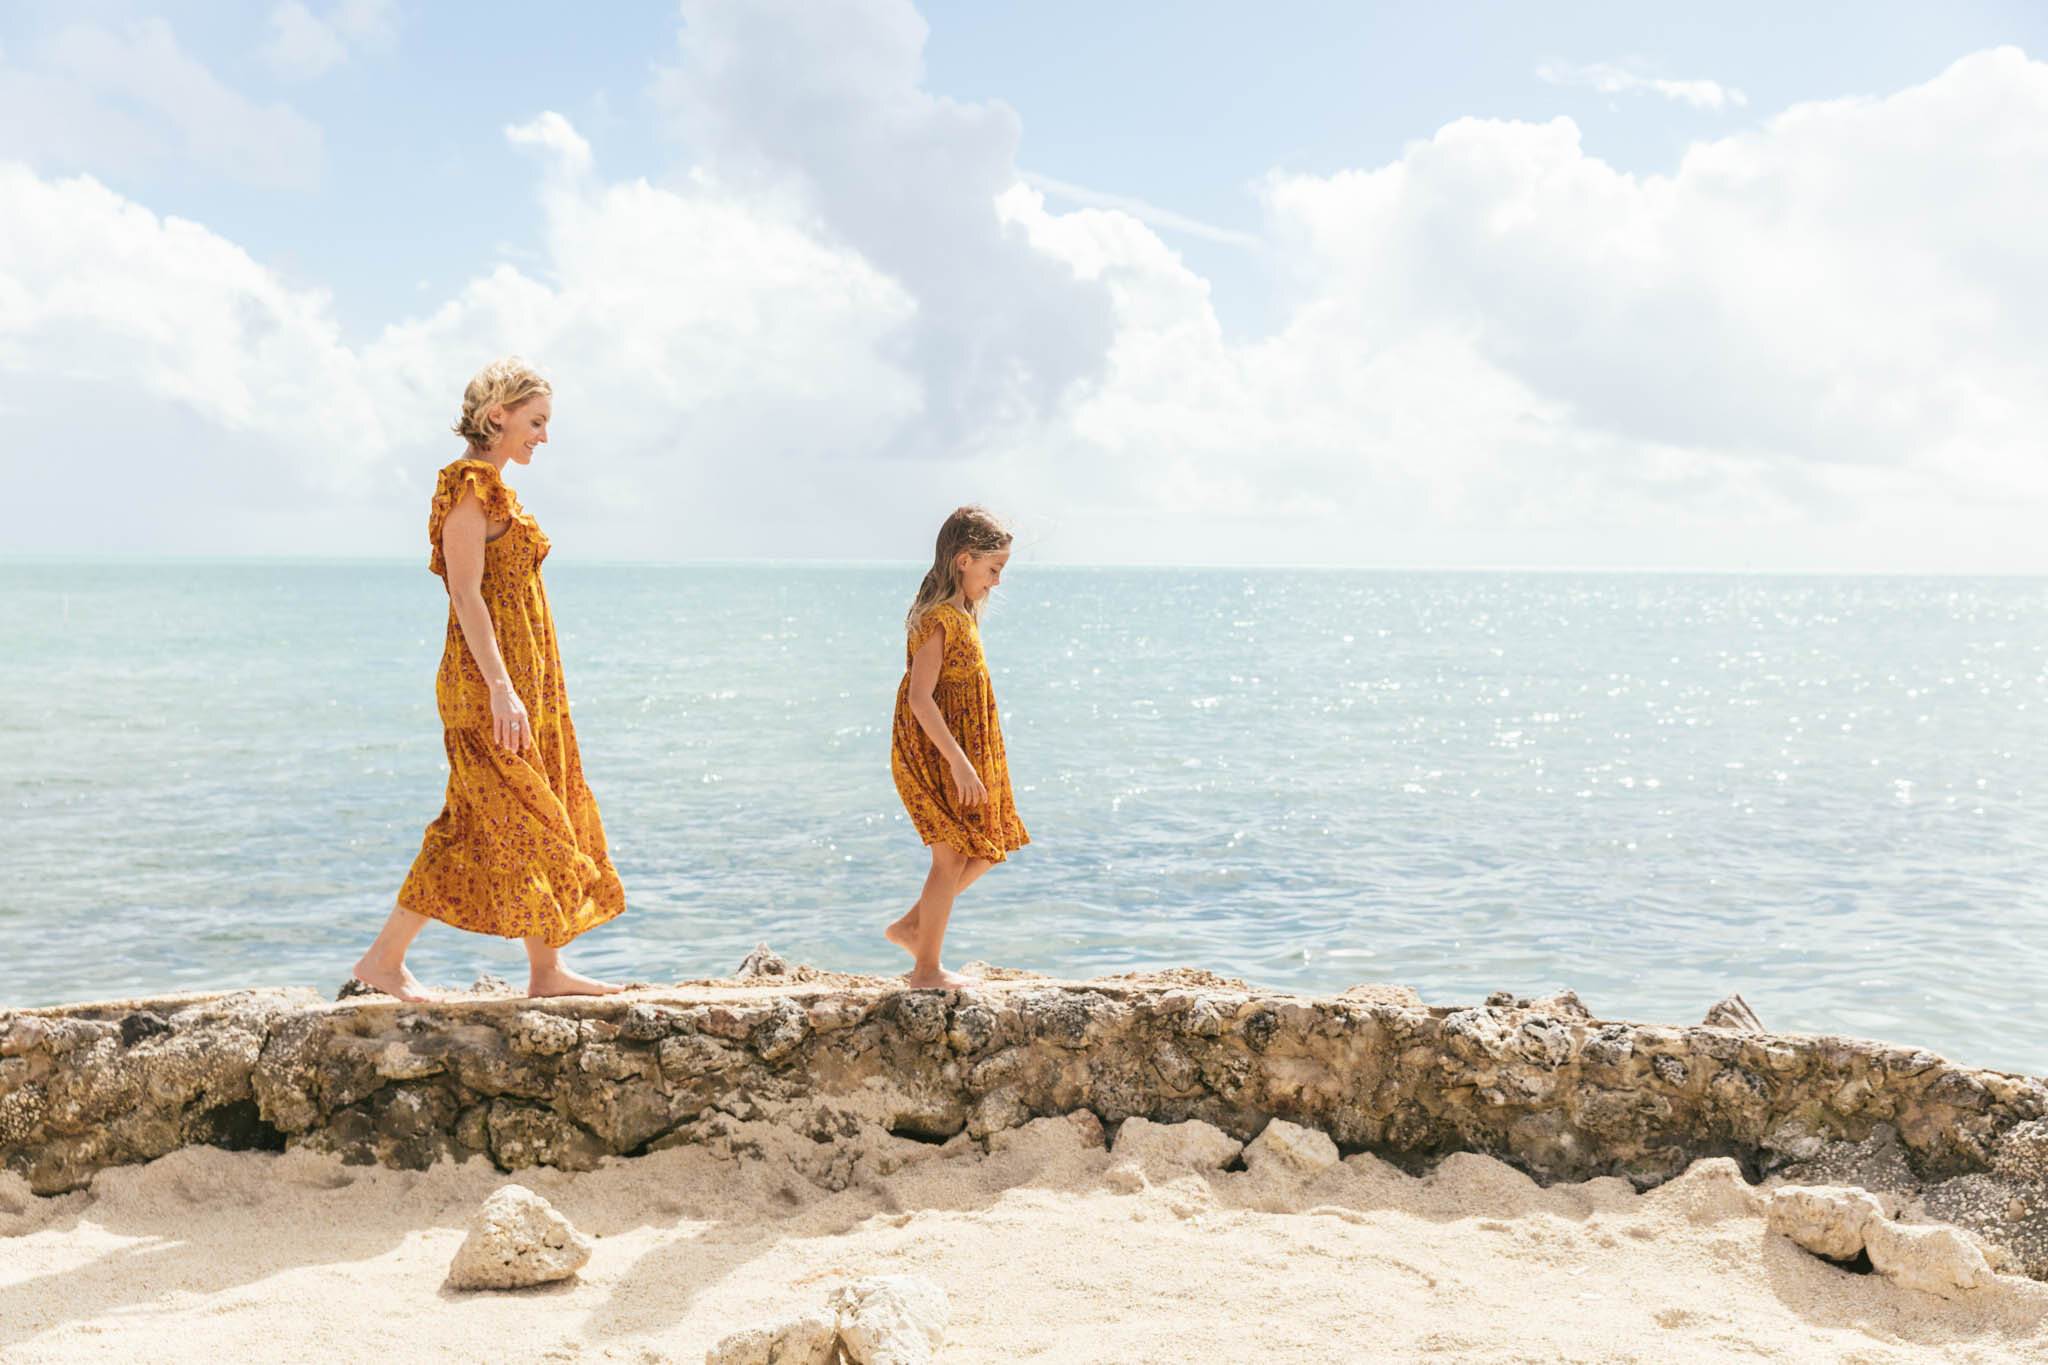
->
xmin=3 ymin=561 xmax=2045 ymax=1075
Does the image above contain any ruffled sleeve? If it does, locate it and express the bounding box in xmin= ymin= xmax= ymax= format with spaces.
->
xmin=428 ymin=460 xmax=518 ymax=577
xmin=909 ymin=604 xmax=954 ymax=662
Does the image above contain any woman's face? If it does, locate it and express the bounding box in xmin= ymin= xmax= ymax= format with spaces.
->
xmin=956 ymin=548 xmax=1011 ymax=602
xmin=490 ymin=395 xmax=551 ymax=464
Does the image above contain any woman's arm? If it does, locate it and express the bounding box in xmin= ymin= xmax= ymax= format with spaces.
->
xmin=441 ymin=493 xmax=529 ymax=752
xmin=906 ymin=621 xmax=987 ymax=807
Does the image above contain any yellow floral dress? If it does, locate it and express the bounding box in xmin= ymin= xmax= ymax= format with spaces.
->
xmin=890 ymin=602 xmax=1030 ymax=863
xmin=396 ymin=459 xmax=626 ymax=946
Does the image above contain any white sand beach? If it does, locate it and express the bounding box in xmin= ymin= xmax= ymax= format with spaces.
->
xmin=3 ymin=1110 xmax=2043 ymax=1364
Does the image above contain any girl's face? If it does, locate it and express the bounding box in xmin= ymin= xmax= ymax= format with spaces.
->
xmin=955 ymin=548 xmax=1010 ymax=602
xmin=490 ymin=396 xmax=552 ymax=464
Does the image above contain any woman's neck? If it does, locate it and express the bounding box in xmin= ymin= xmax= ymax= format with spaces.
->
xmin=467 ymin=446 xmax=512 ymax=473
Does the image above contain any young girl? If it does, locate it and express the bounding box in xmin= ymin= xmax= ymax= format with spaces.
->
xmin=885 ymin=506 xmax=1030 ymax=989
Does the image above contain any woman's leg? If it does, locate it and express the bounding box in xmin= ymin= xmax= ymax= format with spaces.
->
xmin=351 ymin=907 xmax=442 ymax=1002
xmin=905 ymin=844 xmax=990 ymax=989
xmin=885 ymin=855 xmax=994 ymax=957
xmin=525 ymin=936 xmax=624 ymax=998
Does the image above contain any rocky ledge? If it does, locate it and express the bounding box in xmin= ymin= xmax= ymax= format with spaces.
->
xmin=4 ymin=961 xmax=2046 ymax=1278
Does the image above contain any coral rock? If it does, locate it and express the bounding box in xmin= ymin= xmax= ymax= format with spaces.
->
xmin=1245 ymin=1118 xmax=1340 ymax=1176
xmin=1763 ymin=1185 xmax=1885 ymax=1261
xmin=704 ymin=1310 xmax=839 ymax=1365
xmin=1864 ymin=1218 xmax=1996 ymax=1297
xmin=829 ymin=1274 xmax=950 ymax=1365
xmin=1111 ymin=1116 xmax=1241 ymax=1172
xmin=445 ymin=1184 xmax=593 ymax=1290
xmin=735 ymin=944 xmax=791 ymax=980
xmin=1702 ymin=994 xmax=1764 ymax=1031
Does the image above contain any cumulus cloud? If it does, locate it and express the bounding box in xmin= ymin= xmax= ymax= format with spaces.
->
xmin=1538 ymin=60 xmax=1747 ymax=111
xmin=260 ymin=0 xmax=397 ymax=81
xmin=0 ymin=109 xmax=924 ymax=557
xmin=991 ymin=47 xmax=2048 ymax=567
xmin=1 ymin=6 xmax=2045 ymax=571
xmin=0 ymin=18 xmax=323 ymax=188
xmin=655 ymin=0 xmax=1115 ymax=453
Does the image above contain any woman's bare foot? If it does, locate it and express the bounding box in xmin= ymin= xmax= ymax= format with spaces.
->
xmin=884 ymin=910 xmax=921 ymax=957
xmin=903 ymin=965 xmax=979 ymax=991
xmin=348 ymin=956 xmax=442 ymax=1003
xmin=528 ymin=966 xmax=625 ymax=998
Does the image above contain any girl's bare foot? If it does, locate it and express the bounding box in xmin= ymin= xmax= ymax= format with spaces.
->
xmin=903 ymin=965 xmax=979 ymax=991
xmin=528 ymin=966 xmax=625 ymax=998
xmin=884 ymin=910 xmax=921 ymax=956
xmin=348 ymin=956 xmax=442 ymax=1003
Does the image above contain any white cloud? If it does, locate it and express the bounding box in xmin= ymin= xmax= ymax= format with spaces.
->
xmin=1 ymin=8 xmax=2045 ymax=571
xmin=1020 ymin=172 xmax=1263 ymax=249
xmin=1538 ymin=61 xmax=1747 ymax=111
xmin=990 ymin=47 xmax=2048 ymax=568
xmin=260 ymin=0 xmax=397 ymax=81
xmin=0 ymin=19 xmax=323 ymax=188
xmin=656 ymin=0 xmax=1115 ymax=452
xmin=0 ymin=108 xmax=924 ymax=556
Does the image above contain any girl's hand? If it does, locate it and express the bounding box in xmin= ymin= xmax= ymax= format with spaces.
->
xmin=490 ymin=681 xmax=532 ymax=753
xmin=950 ymin=757 xmax=988 ymax=808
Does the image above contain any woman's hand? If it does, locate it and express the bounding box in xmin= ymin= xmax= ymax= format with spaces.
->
xmin=949 ymin=756 xmax=988 ymax=808
xmin=490 ymin=680 xmax=531 ymax=753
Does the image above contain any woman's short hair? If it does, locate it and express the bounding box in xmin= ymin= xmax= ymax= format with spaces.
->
xmin=453 ymin=357 xmax=552 ymax=450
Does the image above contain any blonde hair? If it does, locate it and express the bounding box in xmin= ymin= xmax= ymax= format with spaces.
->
xmin=906 ymin=505 xmax=1013 ymax=634
xmin=453 ymin=357 xmax=552 ymax=451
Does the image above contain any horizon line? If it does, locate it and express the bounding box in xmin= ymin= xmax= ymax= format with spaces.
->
xmin=2 ymin=552 xmax=2045 ymax=578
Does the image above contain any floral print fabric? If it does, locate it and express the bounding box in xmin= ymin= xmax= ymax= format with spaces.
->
xmin=890 ymin=602 xmax=1030 ymax=863
xmin=397 ymin=459 xmax=625 ymax=946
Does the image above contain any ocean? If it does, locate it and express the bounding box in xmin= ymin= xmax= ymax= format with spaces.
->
xmin=3 ymin=560 xmax=2044 ymax=1075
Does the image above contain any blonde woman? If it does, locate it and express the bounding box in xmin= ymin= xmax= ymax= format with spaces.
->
xmin=351 ymin=358 xmax=626 ymax=1001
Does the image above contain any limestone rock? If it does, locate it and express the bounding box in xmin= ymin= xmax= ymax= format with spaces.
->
xmin=705 ymin=1310 xmax=838 ymax=1365
xmin=829 ymin=1274 xmax=950 ymax=1365
xmin=1775 ymin=1122 xmax=1916 ymax=1192
xmin=1864 ymin=1218 xmax=1995 ymax=1297
xmin=1991 ymin=1118 xmax=2048 ymax=1179
xmin=1336 ymin=984 xmax=1424 ymax=1009
xmin=736 ymin=945 xmax=791 ymax=980
xmin=1915 ymin=1171 xmax=2048 ymax=1278
xmin=1657 ymin=1157 xmax=1761 ymax=1223
xmin=1111 ymin=1117 xmax=1241 ymax=1172
xmin=9 ymin=977 xmax=2048 ymax=1283
xmin=1244 ymin=1118 xmax=1339 ymax=1176
xmin=1702 ymin=994 xmax=1763 ymax=1031
xmin=1482 ymin=989 xmax=1591 ymax=1019
xmin=445 ymin=1185 xmax=593 ymax=1290
xmin=987 ymin=1109 xmax=1105 ymax=1156
xmin=1763 ymin=1185 xmax=1885 ymax=1261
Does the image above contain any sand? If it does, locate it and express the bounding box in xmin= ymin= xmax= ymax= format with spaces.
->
xmin=2 ymin=1116 xmax=2043 ymax=1364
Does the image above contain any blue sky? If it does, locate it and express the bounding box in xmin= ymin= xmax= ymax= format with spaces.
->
xmin=3 ymin=1 xmax=2047 ymax=567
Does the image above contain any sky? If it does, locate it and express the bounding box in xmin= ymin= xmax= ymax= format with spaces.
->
xmin=2 ymin=0 xmax=2046 ymax=569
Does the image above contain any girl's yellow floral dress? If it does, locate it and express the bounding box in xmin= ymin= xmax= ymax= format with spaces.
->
xmin=890 ymin=602 xmax=1030 ymax=863
xmin=396 ymin=459 xmax=626 ymax=946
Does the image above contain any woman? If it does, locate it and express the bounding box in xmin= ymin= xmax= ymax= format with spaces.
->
xmin=351 ymin=357 xmax=626 ymax=1001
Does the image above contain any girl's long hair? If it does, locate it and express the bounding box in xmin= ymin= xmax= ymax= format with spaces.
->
xmin=906 ymin=505 xmax=1013 ymax=635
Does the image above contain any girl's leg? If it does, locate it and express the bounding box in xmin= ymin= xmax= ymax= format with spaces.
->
xmin=905 ymin=844 xmax=990 ymax=989
xmin=351 ymin=907 xmax=442 ymax=1002
xmin=885 ymin=856 xmax=994 ymax=957
xmin=525 ymin=936 xmax=624 ymax=998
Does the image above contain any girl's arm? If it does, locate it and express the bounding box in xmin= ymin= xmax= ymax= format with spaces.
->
xmin=906 ymin=622 xmax=988 ymax=807
xmin=442 ymin=493 xmax=530 ymax=753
